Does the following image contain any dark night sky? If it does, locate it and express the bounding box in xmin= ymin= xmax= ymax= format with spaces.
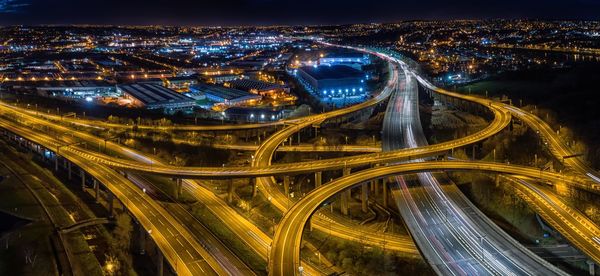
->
xmin=1 ymin=0 xmax=599 ymax=26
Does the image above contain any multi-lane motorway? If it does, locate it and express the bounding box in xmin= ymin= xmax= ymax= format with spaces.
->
xmin=383 ymin=71 xmax=565 ymax=275
xmin=506 ymin=176 xmax=600 ymax=267
xmin=0 ymin=119 xmax=222 ymax=276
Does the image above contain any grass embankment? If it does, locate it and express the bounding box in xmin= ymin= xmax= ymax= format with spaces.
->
xmin=303 ymin=230 xmax=429 ymax=275
xmin=0 ymin=142 xmax=102 ymax=276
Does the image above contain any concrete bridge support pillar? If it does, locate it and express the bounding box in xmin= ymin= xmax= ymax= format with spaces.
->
xmin=227 ymin=179 xmax=234 ymax=204
xmin=250 ymin=178 xmax=257 ymax=198
xmin=68 ymin=162 xmax=72 ymax=180
xmin=80 ymin=169 xmax=86 ymax=190
xmin=341 ymin=189 xmax=350 ymax=216
xmin=383 ymin=177 xmax=389 ymax=208
xmin=138 ymin=224 xmax=146 ymax=255
xmin=343 ymin=167 xmax=351 ymax=176
xmin=371 ymin=164 xmax=379 ymax=194
xmin=314 ymin=172 xmax=322 ymax=188
xmin=107 ymin=191 xmax=114 ymax=217
xmin=94 ymin=179 xmax=100 ymax=202
xmin=156 ymin=249 xmax=164 ymax=276
xmin=371 ymin=178 xmax=378 ymax=194
xmin=495 ymin=174 xmax=500 ymax=187
xmin=283 ymin=175 xmax=290 ymax=197
xmin=175 ymin=178 xmax=183 ymax=200
xmin=340 ymin=167 xmax=352 ymax=216
xmin=361 ymin=183 xmax=369 ymax=213
xmin=54 ymin=155 xmax=59 ymax=172
xmin=587 ymin=260 xmax=595 ymax=276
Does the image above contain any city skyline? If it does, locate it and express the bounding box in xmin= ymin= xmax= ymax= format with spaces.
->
xmin=1 ymin=0 xmax=600 ymax=26
xmin=1 ymin=10 xmax=600 ymax=276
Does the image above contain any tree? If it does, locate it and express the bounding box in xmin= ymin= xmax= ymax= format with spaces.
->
xmin=452 ymin=148 xmax=469 ymax=160
xmin=107 ymin=115 xmax=120 ymax=124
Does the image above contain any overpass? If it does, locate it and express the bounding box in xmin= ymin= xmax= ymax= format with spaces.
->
xmin=2 ymin=43 xmax=600 ymax=275
xmin=270 ymin=160 xmax=582 ymax=276
xmin=383 ymin=71 xmax=564 ymax=275
xmin=0 ymin=125 xmax=245 ymax=275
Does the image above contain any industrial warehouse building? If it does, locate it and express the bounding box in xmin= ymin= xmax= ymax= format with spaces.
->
xmin=118 ymin=83 xmax=196 ymax=110
xmin=2 ymin=80 xmax=117 ymax=100
xmin=189 ymin=83 xmax=261 ymax=107
xmin=296 ymin=65 xmax=367 ymax=99
xmin=225 ymin=79 xmax=288 ymax=98
xmin=224 ymin=107 xmax=287 ymax=122
xmin=319 ymin=52 xmax=370 ymax=70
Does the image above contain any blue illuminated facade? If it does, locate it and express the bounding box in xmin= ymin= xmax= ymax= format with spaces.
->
xmin=296 ymin=65 xmax=367 ymax=101
xmin=319 ymin=52 xmax=370 ymax=68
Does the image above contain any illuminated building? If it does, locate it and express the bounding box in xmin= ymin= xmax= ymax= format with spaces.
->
xmin=3 ymin=80 xmax=117 ymax=101
xmin=319 ymin=52 xmax=370 ymax=70
xmin=163 ymin=75 xmax=199 ymax=92
xmin=118 ymin=83 xmax=196 ymax=110
xmin=224 ymin=107 xmax=286 ymax=122
xmin=296 ymin=65 xmax=367 ymax=100
xmin=201 ymin=73 xmax=248 ymax=84
xmin=189 ymin=83 xmax=261 ymax=107
xmin=224 ymin=79 xmax=288 ymax=98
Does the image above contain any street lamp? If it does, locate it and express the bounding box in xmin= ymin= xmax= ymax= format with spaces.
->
xmin=315 ymin=252 xmax=321 ymax=264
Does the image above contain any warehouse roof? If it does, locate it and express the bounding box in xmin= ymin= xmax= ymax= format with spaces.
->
xmin=118 ymin=83 xmax=193 ymax=106
xmin=299 ymin=65 xmax=364 ymax=80
xmin=191 ymin=83 xmax=257 ymax=101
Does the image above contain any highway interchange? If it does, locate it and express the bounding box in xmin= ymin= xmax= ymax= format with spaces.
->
xmin=1 ymin=43 xmax=599 ymax=276
xmin=383 ymin=70 xmax=563 ymax=275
